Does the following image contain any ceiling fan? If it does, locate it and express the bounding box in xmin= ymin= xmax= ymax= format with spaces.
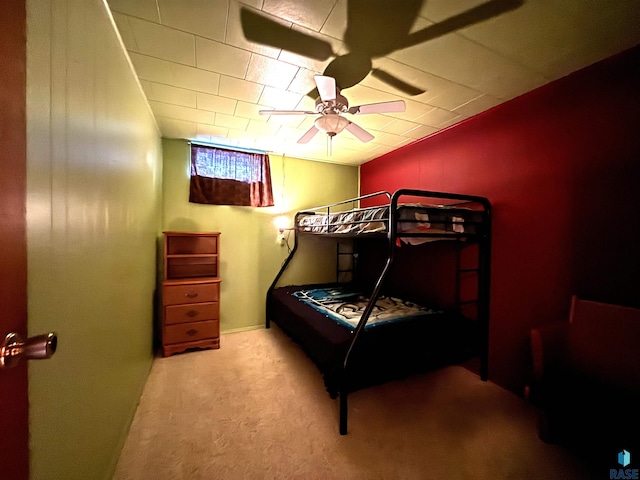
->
xmin=260 ymin=75 xmax=405 ymax=150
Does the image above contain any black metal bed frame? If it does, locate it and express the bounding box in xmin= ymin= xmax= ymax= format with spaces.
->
xmin=266 ymin=189 xmax=492 ymax=435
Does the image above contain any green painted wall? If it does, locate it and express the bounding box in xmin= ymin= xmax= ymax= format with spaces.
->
xmin=162 ymin=139 xmax=359 ymax=332
xmin=26 ymin=1 xmax=162 ymax=479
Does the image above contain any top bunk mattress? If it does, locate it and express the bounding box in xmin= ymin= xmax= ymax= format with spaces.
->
xmin=297 ymin=203 xmax=484 ymax=240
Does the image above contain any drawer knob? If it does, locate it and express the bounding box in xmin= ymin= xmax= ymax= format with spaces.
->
xmin=186 ymin=329 xmax=198 ymax=336
xmin=185 ymin=292 xmax=198 ymax=298
xmin=186 ymin=310 xmax=198 ymax=318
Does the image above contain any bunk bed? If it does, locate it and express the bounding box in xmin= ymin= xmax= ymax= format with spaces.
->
xmin=267 ymin=189 xmax=491 ymax=435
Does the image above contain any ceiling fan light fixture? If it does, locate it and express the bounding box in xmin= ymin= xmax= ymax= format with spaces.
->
xmin=314 ymin=114 xmax=350 ymax=136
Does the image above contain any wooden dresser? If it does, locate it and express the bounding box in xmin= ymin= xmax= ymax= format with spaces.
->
xmin=161 ymin=231 xmax=221 ymax=357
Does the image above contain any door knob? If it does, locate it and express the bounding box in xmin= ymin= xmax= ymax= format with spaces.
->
xmin=0 ymin=332 xmax=58 ymax=369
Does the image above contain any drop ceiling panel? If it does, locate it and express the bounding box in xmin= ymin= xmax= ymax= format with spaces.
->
xmin=218 ymin=76 xmax=263 ymax=103
xmin=107 ymin=0 xmax=640 ymax=166
xmin=261 ymin=0 xmax=337 ymax=32
xmin=245 ymin=54 xmax=300 ymax=89
xmin=157 ymin=117 xmax=198 ymax=139
xmin=127 ymin=17 xmax=196 ymax=65
xmin=141 ymin=81 xmax=197 ymax=108
xmin=196 ymin=93 xmax=237 ymax=115
xmin=196 ymin=37 xmax=251 ymax=78
xmin=197 ymin=123 xmax=230 ymax=139
xmin=108 ymin=0 xmax=159 ymax=22
xmin=150 ymin=101 xmax=215 ymax=124
xmin=158 ymin=0 xmax=228 ymax=43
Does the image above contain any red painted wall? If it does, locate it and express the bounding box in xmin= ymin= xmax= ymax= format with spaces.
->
xmin=360 ymin=45 xmax=640 ymax=393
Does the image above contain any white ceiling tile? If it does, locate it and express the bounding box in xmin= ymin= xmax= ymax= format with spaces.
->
xmin=427 ymin=84 xmax=483 ymax=111
xmin=277 ymin=25 xmax=341 ymax=73
xmin=107 ymin=0 xmax=160 ymax=22
xmin=168 ymin=63 xmax=220 ymax=95
xmin=274 ymin=125 xmax=308 ymax=142
xmin=416 ymin=107 xmax=460 ymax=128
xmin=391 ymin=98 xmax=435 ymax=122
xmin=111 ymin=13 xmax=138 ymax=51
xmin=158 ymin=0 xmax=228 ymax=42
xmin=218 ymin=76 xmax=263 ymax=103
xmin=369 ymin=131 xmax=410 ymax=147
xmin=226 ymin=2 xmax=283 ymax=59
xmin=368 ymin=54 xmax=468 ymax=100
xmin=320 ymin=0 xmax=346 ymax=39
xmin=261 ymin=0 xmax=337 ymax=32
xmin=238 ymin=0 xmax=261 ymax=8
xmin=287 ymin=68 xmax=319 ymax=96
xmin=149 ymin=101 xmax=215 ymax=124
xmin=234 ymin=101 xmax=269 ymax=121
xmin=156 ymin=116 xmax=198 ymax=139
xmin=258 ymin=86 xmax=304 ymax=110
xmin=348 ymin=113 xmax=395 ymax=131
xmin=127 ymin=17 xmax=196 ymax=65
xmin=197 ymin=123 xmax=230 ymax=138
xmin=196 ymin=93 xmax=237 ymax=114
xmin=245 ymin=54 xmax=300 ymax=89
xmin=214 ymin=113 xmax=250 ymax=130
xmin=129 ymin=53 xmax=174 ymax=84
xmin=342 ymin=84 xmax=403 ymax=108
xmin=453 ymin=94 xmax=502 ymax=117
xmin=403 ymin=124 xmax=439 ymax=140
xmin=196 ymin=37 xmax=251 ymax=78
xmin=244 ymin=119 xmax=282 ymax=137
xmin=419 ymin=0 xmax=496 ymax=23
xmin=332 ymin=134 xmax=367 ymax=151
xmin=142 ymin=81 xmax=197 ymax=108
xmin=383 ymin=118 xmax=423 ymax=136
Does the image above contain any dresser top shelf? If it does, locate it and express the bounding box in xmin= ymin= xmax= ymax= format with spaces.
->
xmin=166 ymin=253 xmax=218 ymax=258
xmin=163 ymin=277 xmax=221 ymax=286
xmin=163 ymin=231 xmax=221 ymax=235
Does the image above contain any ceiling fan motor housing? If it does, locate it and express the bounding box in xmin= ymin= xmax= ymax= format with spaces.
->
xmin=315 ymin=89 xmax=349 ymax=114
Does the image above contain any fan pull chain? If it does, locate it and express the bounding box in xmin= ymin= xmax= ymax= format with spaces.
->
xmin=327 ymin=133 xmax=335 ymax=156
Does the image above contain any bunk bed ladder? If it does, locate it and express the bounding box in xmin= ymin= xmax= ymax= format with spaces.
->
xmin=336 ymin=239 xmax=356 ymax=284
xmin=452 ymin=216 xmax=491 ymax=382
xmin=454 ymin=245 xmax=480 ymax=316
xmin=454 ymin=244 xmax=490 ymax=381
xmin=477 ymin=216 xmax=491 ymax=382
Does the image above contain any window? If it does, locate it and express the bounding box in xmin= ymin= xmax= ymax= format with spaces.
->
xmin=189 ymin=144 xmax=274 ymax=207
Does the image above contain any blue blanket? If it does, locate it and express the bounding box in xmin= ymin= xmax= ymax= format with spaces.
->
xmin=291 ymin=286 xmax=441 ymax=330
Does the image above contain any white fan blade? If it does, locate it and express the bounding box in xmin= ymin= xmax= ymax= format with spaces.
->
xmin=345 ymin=121 xmax=374 ymax=143
xmin=259 ymin=109 xmax=315 ymax=115
xmin=348 ymin=100 xmax=406 ymax=115
xmin=314 ymin=75 xmax=336 ymax=102
xmin=297 ymin=125 xmax=319 ymax=144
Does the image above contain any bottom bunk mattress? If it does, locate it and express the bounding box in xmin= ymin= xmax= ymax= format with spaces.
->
xmin=268 ymin=284 xmax=479 ymax=395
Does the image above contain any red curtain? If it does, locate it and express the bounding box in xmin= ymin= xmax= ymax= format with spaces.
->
xmin=189 ymin=144 xmax=274 ymax=207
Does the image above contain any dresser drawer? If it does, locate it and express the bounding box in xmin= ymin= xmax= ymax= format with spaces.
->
xmin=165 ymin=302 xmax=219 ymax=325
xmin=163 ymin=282 xmax=219 ymax=305
xmin=163 ymin=320 xmax=219 ymax=345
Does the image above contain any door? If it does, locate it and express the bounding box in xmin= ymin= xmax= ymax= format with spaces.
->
xmin=0 ymin=0 xmax=29 ymax=478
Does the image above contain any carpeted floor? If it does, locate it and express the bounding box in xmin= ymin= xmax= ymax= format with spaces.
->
xmin=113 ymin=325 xmax=596 ymax=480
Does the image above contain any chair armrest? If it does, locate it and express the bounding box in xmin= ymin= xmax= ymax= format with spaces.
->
xmin=530 ymin=321 xmax=569 ymax=381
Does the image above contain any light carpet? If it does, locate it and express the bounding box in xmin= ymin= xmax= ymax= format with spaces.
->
xmin=113 ymin=325 xmax=595 ymax=480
